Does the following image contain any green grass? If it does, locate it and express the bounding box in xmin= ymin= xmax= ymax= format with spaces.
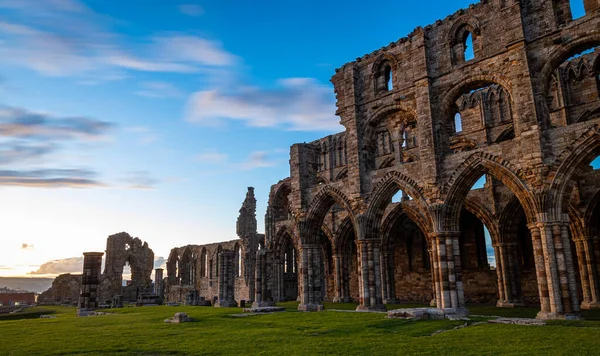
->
xmin=1 ymin=304 xmax=599 ymax=355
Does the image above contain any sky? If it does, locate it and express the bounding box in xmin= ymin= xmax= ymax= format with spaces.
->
xmin=0 ymin=0 xmax=591 ymax=279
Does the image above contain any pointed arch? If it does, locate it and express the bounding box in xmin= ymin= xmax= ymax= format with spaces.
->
xmin=440 ymin=73 xmax=513 ymax=120
xmin=464 ymin=197 xmax=500 ymax=245
xmin=443 ymin=152 xmax=536 ymax=230
xmin=365 ymin=170 xmax=432 ymax=240
xmin=540 ymin=34 xmax=600 ymax=97
xmin=333 ymin=217 xmax=355 ymax=252
xmin=305 ymin=185 xmax=357 ymax=243
xmin=381 ymin=202 xmax=432 ymax=248
xmin=549 ymin=124 xmax=600 ymax=214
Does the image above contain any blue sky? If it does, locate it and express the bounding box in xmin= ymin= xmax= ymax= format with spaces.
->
xmin=4 ymin=0 xmax=590 ymax=277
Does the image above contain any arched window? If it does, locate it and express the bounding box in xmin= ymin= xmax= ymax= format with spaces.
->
xmin=374 ymin=58 xmax=395 ymax=94
xmin=464 ymin=32 xmax=475 ymax=61
xmin=454 ymin=112 xmax=463 ymax=133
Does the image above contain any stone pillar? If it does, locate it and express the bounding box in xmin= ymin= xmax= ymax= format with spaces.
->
xmin=332 ymin=251 xmax=352 ymax=303
xmin=356 ymin=239 xmax=385 ymax=311
xmin=495 ymin=243 xmax=524 ymax=307
xmin=575 ymin=236 xmax=600 ymax=309
xmin=78 ymin=252 xmax=104 ymax=316
xmin=154 ymin=268 xmax=164 ymax=299
xmin=297 ymin=244 xmax=324 ymax=311
xmin=253 ymin=249 xmax=275 ymax=307
xmin=528 ymin=221 xmax=580 ymax=319
xmin=381 ymin=250 xmax=399 ymax=304
xmin=429 ymin=232 xmax=467 ymax=314
xmin=215 ymin=250 xmax=237 ymax=307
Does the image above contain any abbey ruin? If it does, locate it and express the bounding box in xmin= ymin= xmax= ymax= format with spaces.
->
xmin=75 ymin=0 xmax=600 ymax=320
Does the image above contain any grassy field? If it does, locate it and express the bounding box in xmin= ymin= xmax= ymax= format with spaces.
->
xmin=1 ymin=302 xmax=600 ymax=355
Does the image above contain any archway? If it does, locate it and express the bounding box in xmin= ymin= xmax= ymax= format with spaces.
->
xmin=381 ymin=204 xmax=432 ymax=305
xmin=333 ymin=217 xmax=359 ymax=303
xmin=273 ymin=228 xmax=299 ymax=302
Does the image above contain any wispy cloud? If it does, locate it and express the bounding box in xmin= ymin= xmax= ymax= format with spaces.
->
xmin=196 ymin=149 xmax=276 ymax=170
xmin=0 ymin=104 xmax=113 ymax=188
xmin=28 ymin=257 xmax=83 ymax=275
xmin=135 ymin=81 xmax=184 ymax=99
xmin=0 ymin=169 xmax=104 ymax=188
xmin=0 ymin=2 xmax=236 ymax=79
xmin=178 ymin=4 xmax=204 ymax=17
xmin=121 ymin=170 xmax=159 ymax=189
xmin=184 ymin=78 xmax=341 ymax=131
xmin=196 ymin=149 xmax=229 ymax=164
xmin=241 ymin=151 xmax=275 ymax=170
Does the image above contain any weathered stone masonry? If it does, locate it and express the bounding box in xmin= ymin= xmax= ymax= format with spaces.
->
xmin=260 ymin=0 xmax=600 ymax=319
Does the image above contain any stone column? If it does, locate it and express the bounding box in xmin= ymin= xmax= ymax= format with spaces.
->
xmin=154 ymin=268 xmax=164 ymax=299
xmin=356 ymin=239 xmax=385 ymax=311
xmin=495 ymin=243 xmax=524 ymax=307
xmin=215 ymin=250 xmax=237 ymax=307
xmin=332 ymin=252 xmax=344 ymax=302
xmin=297 ymin=244 xmax=324 ymax=311
xmin=381 ymin=250 xmax=399 ymax=304
xmin=528 ymin=221 xmax=580 ymax=319
xmin=253 ymin=249 xmax=275 ymax=307
xmin=78 ymin=252 xmax=104 ymax=316
xmin=429 ymin=232 xmax=467 ymax=314
xmin=575 ymin=236 xmax=600 ymax=309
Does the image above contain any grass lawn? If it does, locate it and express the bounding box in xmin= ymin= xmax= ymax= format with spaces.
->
xmin=1 ymin=303 xmax=599 ymax=355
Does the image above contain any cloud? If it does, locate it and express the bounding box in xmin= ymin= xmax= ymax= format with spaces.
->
xmin=196 ymin=149 xmax=229 ymax=164
xmin=0 ymin=169 xmax=104 ymax=188
xmin=242 ymin=151 xmax=275 ymax=170
xmin=135 ymin=81 xmax=184 ymax=99
xmin=0 ymin=265 xmax=11 ymax=270
xmin=121 ymin=170 xmax=159 ymax=189
xmin=184 ymin=78 xmax=341 ymax=131
xmin=21 ymin=243 xmax=34 ymax=250
xmin=154 ymin=257 xmax=166 ymax=269
xmin=0 ymin=104 xmax=113 ymax=188
xmin=0 ymin=105 xmax=113 ymax=141
xmin=0 ymin=3 xmax=236 ymax=79
xmin=178 ymin=4 xmax=204 ymax=17
xmin=29 ymin=257 xmax=83 ymax=275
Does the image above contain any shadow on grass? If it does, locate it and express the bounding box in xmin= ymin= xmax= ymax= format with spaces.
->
xmin=0 ymin=309 xmax=56 ymax=321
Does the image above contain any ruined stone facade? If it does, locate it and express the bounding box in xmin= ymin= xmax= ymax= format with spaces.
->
xmin=163 ymin=188 xmax=263 ymax=305
xmin=38 ymin=273 xmax=82 ymax=305
xmin=260 ymin=0 xmax=600 ymax=319
xmin=98 ymin=232 xmax=155 ymax=304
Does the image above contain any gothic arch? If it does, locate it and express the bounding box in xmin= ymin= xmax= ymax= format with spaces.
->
xmin=440 ymin=73 xmax=514 ymax=120
xmin=447 ymin=15 xmax=482 ymax=43
xmin=464 ymin=197 xmax=500 ymax=245
xmin=364 ymin=103 xmax=419 ymax=132
xmin=365 ymin=170 xmax=432 ymax=240
xmin=539 ymin=33 xmax=600 ymax=96
xmin=305 ymin=185 xmax=357 ymax=243
xmin=549 ymin=124 xmax=600 ymax=214
xmin=333 ymin=217 xmax=355 ymax=252
xmin=443 ymin=152 xmax=536 ymax=230
xmin=380 ymin=203 xmax=432 ymax=248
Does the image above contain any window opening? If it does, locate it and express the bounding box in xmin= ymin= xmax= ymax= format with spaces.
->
xmin=464 ymin=32 xmax=475 ymax=61
xmin=386 ymin=66 xmax=393 ymax=91
xmin=454 ymin=112 xmax=463 ymax=133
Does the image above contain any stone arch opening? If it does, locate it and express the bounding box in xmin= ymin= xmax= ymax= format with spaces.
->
xmin=273 ymin=228 xmax=299 ymax=302
xmin=446 ymin=82 xmax=515 ymax=153
xmin=373 ymin=55 xmax=396 ymax=94
xmin=458 ymin=208 xmax=498 ymax=304
xmin=333 ymin=217 xmax=359 ymax=303
xmin=547 ymin=46 xmax=600 ymax=127
xmin=449 ymin=17 xmax=481 ymax=65
xmin=381 ymin=204 xmax=432 ymax=304
xmin=497 ymin=198 xmax=539 ymax=307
